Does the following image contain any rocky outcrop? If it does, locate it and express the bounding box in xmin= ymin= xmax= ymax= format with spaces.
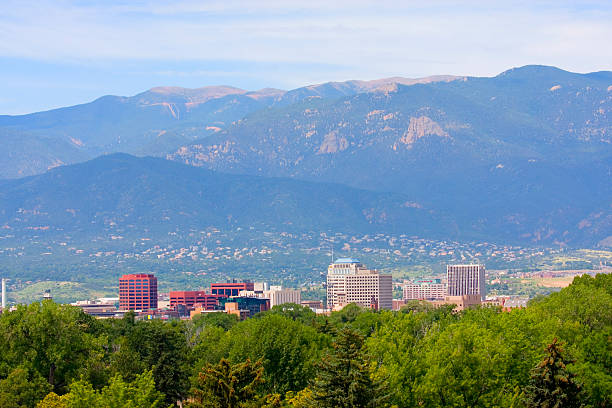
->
xmin=317 ymin=131 xmax=349 ymax=154
xmin=393 ymin=116 xmax=449 ymax=149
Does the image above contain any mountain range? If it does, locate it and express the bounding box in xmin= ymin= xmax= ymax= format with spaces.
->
xmin=0 ymin=65 xmax=610 ymax=247
xmin=0 ymin=153 xmax=448 ymax=237
xmin=0 ymin=75 xmax=459 ymax=177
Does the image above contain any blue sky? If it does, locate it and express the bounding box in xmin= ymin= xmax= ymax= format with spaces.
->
xmin=1 ymin=0 xmax=611 ymax=114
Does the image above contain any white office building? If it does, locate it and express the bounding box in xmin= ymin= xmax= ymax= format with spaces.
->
xmin=446 ymin=264 xmax=486 ymax=300
xmin=264 ymin=286 xmax=301 ymax=308
xmin=403 ymin=279 xmax=446 ymax=300
xmin=326 ymin=258 xmax=392 ymax=310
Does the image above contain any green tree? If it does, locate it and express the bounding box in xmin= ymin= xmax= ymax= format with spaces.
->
xmin=413 ymin=320 xmax=524 ymax=408
xmin=63 ymin=370 xmax=163 ymax=408
xmin=0 ymin=367 xmax=52 ymax=408
xmin=226 ymin=314 xmax=328 ymax=395
xmin=189 ymin=358 xmax=264 ymax=408
xmin=192 ymin=312 xmax=239 ymax=332
xmin=36 ymin=393 xmax=69 ymax=408
xmin=525 ymin=273 xmax=612 ymax=406
xmin=0 ymin=301 xmax=103 ymax=393
xmin=524 ymin=339 xmax=583 ymax=408
xmin=110 ymin=319 xmax=190 ymax=404
xmin=400 ymin=299 xmax=435 ymax=314
xmin=266 ymin=304 xmax=316 ymax=325
xmin=309 ymin=328 xmax=388 ymax=408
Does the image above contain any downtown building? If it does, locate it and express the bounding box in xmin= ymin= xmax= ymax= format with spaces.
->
xmin=446 ymin=264 xmax=486 ymax=300
xmin=169 ymin=291 xmax=223 ymax=310
xmin=119 ymin=274 xmax=158 ymax=310
xmin=326 ymin=258 xmax=392 ymax=310
xmin=264 ymin=286 xmax=301 ymax=308
xmin=403 ymin=279 xmax=446 ymax=300
xmin=211 ymin=281 xmax=255 ymax=297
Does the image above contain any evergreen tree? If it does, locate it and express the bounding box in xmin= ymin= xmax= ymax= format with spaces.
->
xmin=189 ymin=358 xmax=264 ymax=408
xmin=525 ymin=338 xmax=583 ymax=408
xmin=309 ymin=328 xmax=388 ymax=408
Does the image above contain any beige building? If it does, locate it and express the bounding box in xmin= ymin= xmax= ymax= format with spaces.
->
xmin=447 ymin=264 xmax=486 ymax=300
xmin=403 ymin=279 xmax=446 ymax=300
xmin=264 ymin=286 xmax=301 ymax=308
xmin=430 ymin=294 xmax=482 ymax=312
xmin=326 ymin=258 xmax=392 ymax=310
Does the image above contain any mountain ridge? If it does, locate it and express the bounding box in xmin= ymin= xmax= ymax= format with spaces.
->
xmin=0 ymin=153 xmax=451 ymax=239
xmin=0 ymin=65 xmax=610 ymax=247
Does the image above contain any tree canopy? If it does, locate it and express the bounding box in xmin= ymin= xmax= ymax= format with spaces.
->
xmin=0 ymin=273 xmax=609 ymax=407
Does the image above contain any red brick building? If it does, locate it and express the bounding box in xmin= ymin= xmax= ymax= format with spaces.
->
xmin=119 ymin=274 xmax=158 ymax=310
xmin=169 ymin=291 xmax=221 ymax=310
xmin=210 ymin=282 xmax=254 ymax=297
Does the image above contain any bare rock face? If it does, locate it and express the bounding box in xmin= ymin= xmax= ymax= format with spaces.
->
xmin=317 ymin=130 xmax=348 ymax=154
xmin=394 ymin=116 xmax=449 ymax=149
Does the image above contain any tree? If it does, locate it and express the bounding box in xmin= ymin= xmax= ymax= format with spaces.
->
xmin=524 ymin=339 xmax=583 ymax=408
xmin=101 ymin=370 xmax=164 ymax=408
xmin=111 ymin=319 xmax=190 ymax=404
xmin=61 ymin=370 xmax=163 ymax=408
xmin=226 ymin=314 xmax=327 ymax=395
xmin=189 ymin=358 xmax=264 ymax=408
xmin=37 ymin=393 xmax=69 ymax=408
xmin=0 ymin=367 xmax=52 ymax=408
xmin=266 ymin=304 xmax=316 ymax=325
xmin=192 ymin=312 xmax=239 ymax=332
xmin=413 ymin=321 xmax=523 ymax=407
xmin=400 ymin=300 xmax=435 ymax=314
xmin=309 ymin=328 xmax=388 ymax=408
xmin=0 ymin=301 xmax=102 ymax=393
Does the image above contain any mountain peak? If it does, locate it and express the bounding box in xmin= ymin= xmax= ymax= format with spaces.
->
xmin=139 ymin=85 xmax=247 ymax=105
xmin=496 ymin=65 xmax=579 ymax=81
xmin=351 ymin=75 xmax=462 ymax=91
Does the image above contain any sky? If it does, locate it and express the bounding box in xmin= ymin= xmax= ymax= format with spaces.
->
xmin=1 ymin=0 xmax=611 ymax=114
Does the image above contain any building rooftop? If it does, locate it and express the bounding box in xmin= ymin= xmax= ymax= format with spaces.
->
xmin=334 ymin=258 xmax=360 ymax=264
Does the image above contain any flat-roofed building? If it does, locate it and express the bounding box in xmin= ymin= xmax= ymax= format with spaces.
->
xmin=72 ymin=301 xmax=120 ymax=318
xmin=169 ymin=291 xmax=222 ymax=310
xmin=447 ymin=264 xmax=486 ymax=300
xmin=301 ymin=300 xmax=323 ymax=310
xmin=430 ymin=294 xmax=482 ymax=312
xmin=211 ymin=281 xmax=254 ymax=297
xmin=326 ymin=258 xmax=392 ymax=310
xmin=403 ymin=279 xmax=447 ymax=300
xmin=503 ymin=297 xmax=529 ymax=311
xmin=264 ymin=286 xmax=301 ymax=308
xmin=218 ymin=296 xmax=270 ymax=318
xmin=119 ymin=274 xmax=158 ymax=311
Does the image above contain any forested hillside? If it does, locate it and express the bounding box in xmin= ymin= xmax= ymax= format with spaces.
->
xmin=0 ymin=273 xmax=609 ymax=407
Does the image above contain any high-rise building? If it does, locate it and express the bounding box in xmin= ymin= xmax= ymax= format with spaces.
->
xmin=211 ymin=281 xmax=254 ymax=297
xmin=119 ymin=274 xmax=158 ymax=310
xmin=446 ymin=264 xmax=486 ymax=300
xmin=326 ymin=258 xmax=392 ymax=310
xmin=403 ymin=279 xmax=446 ymax=300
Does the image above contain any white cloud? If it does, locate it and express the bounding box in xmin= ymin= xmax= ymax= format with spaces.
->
xmin=1 ymin=0 xmax=611 ymax=83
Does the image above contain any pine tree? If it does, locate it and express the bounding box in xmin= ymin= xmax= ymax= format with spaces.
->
xmin=189 ymin=358 xmax=264 ymax=408
xmin=525 ymin=338 xmax=583 ymax=408
xmin=309 ymin=327 xmax=388 ymax=408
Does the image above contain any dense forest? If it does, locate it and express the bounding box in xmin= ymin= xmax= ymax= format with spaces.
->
xmin=0 ymin=273 xmax=609 ymax=408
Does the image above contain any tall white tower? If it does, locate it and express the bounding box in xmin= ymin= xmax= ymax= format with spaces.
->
xmin=2 ymin=278 xmax=6 ymax=309
xmin=446 ymin=264 xmax=486 ymax=300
